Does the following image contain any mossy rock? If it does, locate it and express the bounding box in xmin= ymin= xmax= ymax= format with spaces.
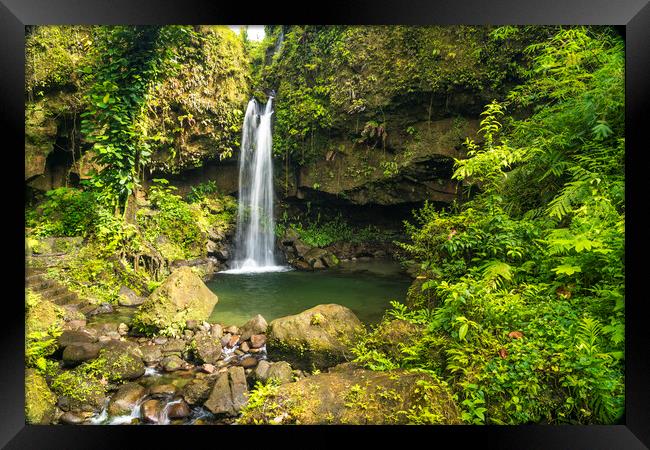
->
xmin=25 ymin=369 xmax=57 ymax=424
xmin=99 ymin=341 xmax=146 ymax=381
xmin=267 ymin=304 xmax=365 ymax=371
xmin=51 ymin=367 xmax=107 ymax=413
xmin=238 ymin=363 xmax=461 ymax=425
xmin=131 ymin=266 xmax=218 ymax=336
xmin=26 ymin=294 xmax=65 ymax=336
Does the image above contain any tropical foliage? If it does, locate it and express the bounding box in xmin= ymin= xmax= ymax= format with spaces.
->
xmin=354 ymin=26 xmax=625 ymax=425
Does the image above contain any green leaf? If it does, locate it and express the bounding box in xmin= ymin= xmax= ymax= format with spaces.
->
xmin=459 ymin=323 xmax=469 ymax=341
xmin=552 ymin=264 xmax=582 ymax=276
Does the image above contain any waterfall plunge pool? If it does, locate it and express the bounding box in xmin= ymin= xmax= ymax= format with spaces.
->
xmin=207 ymin=259 xmax=412 ymax=326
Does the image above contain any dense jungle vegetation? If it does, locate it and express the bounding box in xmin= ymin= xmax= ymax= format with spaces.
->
xmin=25 ymin=25 xmax=624 ymax=425
xmin=352 ymin=27 xmax=625 ymax=424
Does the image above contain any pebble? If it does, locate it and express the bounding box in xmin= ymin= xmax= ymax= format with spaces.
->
xmin=240 ymin=342 xmax=250 ymax=352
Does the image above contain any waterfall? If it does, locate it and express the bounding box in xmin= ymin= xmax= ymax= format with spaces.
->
xmin=227 ymin=97 xmax=287 ymax=274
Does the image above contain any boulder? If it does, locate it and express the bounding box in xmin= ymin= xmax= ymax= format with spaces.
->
xmin=108 ymin=383 xmax=146 ymax=416
xmin=250 ymin=334 xmax=266 ymax=349
xmin=204 ymin=366 xmax=248 ymax=416
xmin=117 ymin=286 xmax=146 ymax=307
xmin=293 ymin=239 xmax=312 ymax=258
xmin=303 ymin=248 xmax=329 ymax=267
xmin=99 ymin=340 xmax=146 ymax=380
xmin=238 ymin=363 xmax=461 ymax=425
xmin=57 ymin=329 xmax=97 ymax=348
xmin=62 ymin=319 xmax=87 ymax=331
xmin=161 ymin=355 xmax=185 ymax=372
xmin=182 ymin=376 xmax=215 ymax=405
xmin=86 ymin=302 xmax=114 ymax=316
xmin=224 ymin=325 xmax=239 ymax=335
xmin=292 ymin=260 xmax=312 ymax=271
xmin=210 ymin=323 xmax=223 ymax=339
xmin=62 ymin=343 xmax=101 ymax=366
xmin=59 ymin=411 xmax=88 ymax=425
xmin=321 ymin=253 xmax=340 ymax=268
xmin=253 ymin=360 xmax=293 ymax=385
xmin=239 ymin=314 xmax=268 ymax=341
xmin=162 ymin=339 xmax=186 ymax=354
xmin=25 ymin=369 xmax=57 ymax=424
xmin=192 ymin=331 xmax=223 ymax=365
xmin=266 ymin=361 xmax=294 ymax=384
xmin=139 ymin=344 xmax=163 ymax=366
xmin=166 ymin=399 xmax=191 ymax=419
xmin=267 ymin=304 xmax=364 ymax=370
xmin=142 ymin=399 xmax=162 ymax=424
xmin=132 ymin=266 xmax=219 ymax=335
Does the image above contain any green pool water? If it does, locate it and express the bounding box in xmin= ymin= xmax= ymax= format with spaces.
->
xmin=206 ymin=259 xmax=412 ymax=327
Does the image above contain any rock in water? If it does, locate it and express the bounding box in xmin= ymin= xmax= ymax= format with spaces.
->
xmin=192 ymin=331 xmax=223 ymax=365
xmin=166 ymin=399 xmax=191 ymax=419
xmin=142 ymin=399 xmax=162 ymax=424
xmin=239 ymin=314 xmax=268 ymax=341
xmin=148 ymin=384 xmax=178 ymax=398
xmin=108 ymin=383 xmax=146 ymax=416
xmin=182 ymin=377 xmax=215 ymax=405
xmin=204 ymin=366 xmax=248 ymax=416
xmin=99 ymin=340 xmax=146 ymax=380
xmin=161 ymin=355 xmax=185 ymax=372
xmin=267 ymin=304 xmax=364 ymax=371
xmin=131 ymin=266 xmax=218 ymax=335
xmin=204 ymin=371 xmax=232 ymax=415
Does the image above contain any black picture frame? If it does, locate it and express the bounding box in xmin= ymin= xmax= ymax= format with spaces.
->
xmin=2 ymin=1 xmax=648 ymax=448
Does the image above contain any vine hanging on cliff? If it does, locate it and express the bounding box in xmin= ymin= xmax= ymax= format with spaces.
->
xmin=79 ymin=25 xmax=194 ymax=213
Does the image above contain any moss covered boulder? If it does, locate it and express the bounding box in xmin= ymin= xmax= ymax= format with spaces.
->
xmin=131 ymin=266 xmax=218 ymax=336
xmin=26 ymin=292 xmax=65 ymax=336
xmin=267 ymin=304 xmax=364 ymax=371
xmin=239 ymin=363 xmax=460 ymax=425
xmin=25 ymin=369 xmax=57 ymax=424
xmin=51 ymin=367 xmax=107 ymax=413
xmin=99 ymin=341 xmax=146 ymax=381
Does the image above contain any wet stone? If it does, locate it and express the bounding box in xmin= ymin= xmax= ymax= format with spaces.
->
xmin=227 ymin=335 xmax=240 ymax=348
xmin=239 ymin=356 xmax=258 ymax=369
xmin=149 ymin=384 xmax=177 ymax=398
xmin=250 ymin=334 xmax=266 ymax=349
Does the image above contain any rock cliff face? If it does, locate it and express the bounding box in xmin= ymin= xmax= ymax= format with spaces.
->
xmin=290 ymin=117 xmax=478 ymax=206
xmin=25 ymin=25 xmax=249 ymax=193
xmin=25 ymin=25 xmax=542 ymax=212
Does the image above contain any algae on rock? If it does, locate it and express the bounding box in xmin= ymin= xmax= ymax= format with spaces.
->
xmin=132 ymin=266 xmax=218 ymax=336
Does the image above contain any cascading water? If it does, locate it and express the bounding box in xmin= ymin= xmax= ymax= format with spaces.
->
xmin=227 ymin=97 xmax=288 ymax=274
